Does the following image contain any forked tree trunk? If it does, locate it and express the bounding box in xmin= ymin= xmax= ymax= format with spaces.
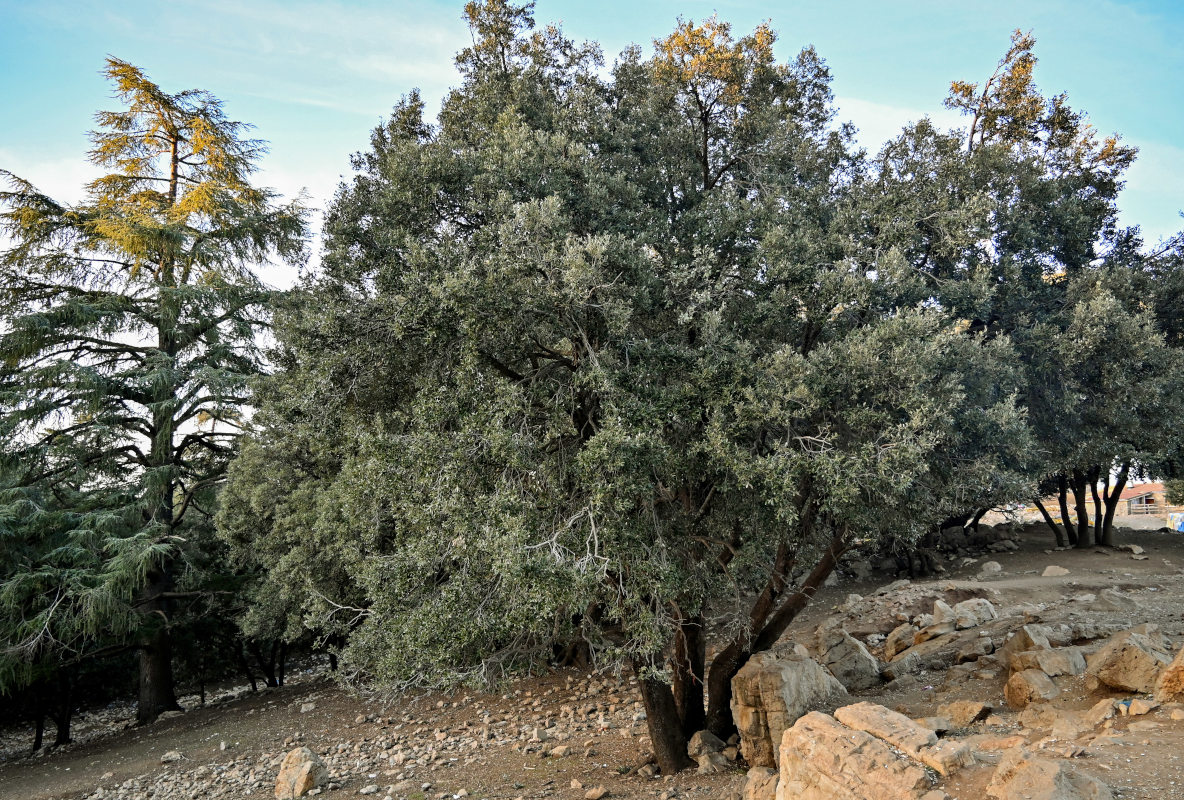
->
xmin=1034 ymin=498 xmax=1067 ymax=546
xmin=633 ymin=658 xmax=695 ymax=775
xmin=1090 ymin=467 xmax=1104 ymax=545
xmin=1101 ymin=462 xmax=1130 ymax=547
xmin=1057 ymin=475 xmax=1077 ymax=547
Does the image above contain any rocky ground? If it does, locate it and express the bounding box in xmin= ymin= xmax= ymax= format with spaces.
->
xmin=3 ymin=518 xmax=1184 ymax=800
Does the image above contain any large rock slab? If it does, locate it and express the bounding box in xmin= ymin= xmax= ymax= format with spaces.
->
xmin=1012 ymin=648 xmax=1086 ymax=677
xmin=986 ymin=747 xmax=1112 ymax=800
xmin=1085 ymin=628 xmax=1171 ymax=693
xmin=1005 ymin=669 xmax=1060 ymax=708
xmin=776 ymin=712 xmax=933 ymax=800
xmin=732 ymin=651 xmax=848 ymax=768
xmin=833 ymin=702 xmax=971 ymax=776
xmin=833 ymin=702 xmax=936 ymax=757
xmin=821 ymin=630 xmax=882 ymax=691
xmin=275 ymin=747 xmax=328 ymax=799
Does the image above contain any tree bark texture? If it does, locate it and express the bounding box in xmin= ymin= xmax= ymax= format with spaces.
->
xmin=632 ymin=657 xmax=695 ymax=775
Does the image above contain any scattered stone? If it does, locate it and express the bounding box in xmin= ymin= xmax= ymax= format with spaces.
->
xmin=1115 ymin=543 xmax=1144 ymax=554
xmin=777 ymin=711 xmax=933 ymax=800
xmin=1042 ymin=566 xmax=1070 ymax=577
xmin=1088 ymin=588 xmax=1140 ymax=612
xmin=584 ymin=787 xmax=608 ymax=800
xmin=1083 ymin=699 xmax=1118 ymax=726
xmin=275 ymin=747 xmax=328 ymax=800
xmin=160 ymin=750 xmax=183 ymax=764
xmin=1004 ymin=669 xmax=1059 ymax=708
xmin=299 ymin=702 xmax=316 ymax=714
xmin=731 ymin=650 xmax=847 ymax=768
xmin=696 ymin=751 xmax=730 ymax=775
xmin=1127 ymin=698 xmax=1159 ymax=716
xmin=980 ymin=561 xmax=1003 ymax=575
xmin=986 ymin=747 xmax=1113 ymax=800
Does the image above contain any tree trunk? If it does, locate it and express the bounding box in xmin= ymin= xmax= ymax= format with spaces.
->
xmin=51 ymin=671 xmax=74 ymax=745
xmin=632 ymin=658 xmax=695 ymax=774
xmin=1034 ymin=498 xmax=1066 ymax=546
xmin=137 ymin=618 xmax=182 ymax=724
xmin=136 ymin=571 xmax=181 ymax=724
xmin=236 ymin=641 xmax=258 ymax=692
xmin=704 ymin=527 xmax=847 ymax=739
xmin=1101 ymin=462 xmax=1130 ymax=547
xmin=1090 ymin=466 xmax=1104 ymax=545
xmin=278 ymin=641 xmax=288 ymax=688
xmin=1071 ymin=470 xmax=1092 ymax=548
xmin=671 ymin=616 xmax=706 ymax=736
xmin=32 ymin=713 xmax=45 ymax=752
xmin=968 ymin=507 xmax=988 ymax=533
xmin=1057 ymin=474 xmax=1077 ymax=546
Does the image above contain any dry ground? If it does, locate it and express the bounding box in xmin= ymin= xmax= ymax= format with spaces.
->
xmin=3 ymin=518 xmax=1183 ymax=800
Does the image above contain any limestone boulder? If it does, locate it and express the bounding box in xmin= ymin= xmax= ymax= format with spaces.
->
xmin=744 ymin=767 xmax=779 ymax=800
xmin=1085 ymin=628 xmax=1171 ymax=693
xmin=986 ymin=747 xmax=1112 ymax=800
xmin=275 ymin=747 xmax=328 ymax=799
xmin=998 ymin=625 xmax=1052 ymax=670
xmin=1004 ymin=669 xmax=1059 ymax=708
xmin=731 ymin=651 xmax=848 ymax=768
xmin=938 ymin=700 xmax=993 ymax=728
xmin=821 ymin=630 xmax=882 ymax=691
xmin=1011 ymin=647 xmax=1086 ymax=677
xmin=687 ymin=729 xmax=725 ymax=757
xmin=1153 ymin=644 xmax=1184 ymax=702
xmin=775 ymin=712 xmax=933 ymax=800
xmin=884 ymin=623 xmax=917 ymax=660
xmin=954 ymin=598 xmax=998 ymax=630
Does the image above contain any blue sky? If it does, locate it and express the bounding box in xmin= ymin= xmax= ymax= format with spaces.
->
xmin=2 ymin=0 xmax=1181 ymax=285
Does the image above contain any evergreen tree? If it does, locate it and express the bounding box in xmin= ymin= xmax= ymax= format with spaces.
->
xmin=0 ymin=58 xmax=306 ymax=723
xmin=221 ymin=3 xmax=1026 ymax=771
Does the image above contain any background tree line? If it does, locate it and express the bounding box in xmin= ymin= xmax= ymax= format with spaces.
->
xmin=2 ymin=0 xmax=1182 ymax=772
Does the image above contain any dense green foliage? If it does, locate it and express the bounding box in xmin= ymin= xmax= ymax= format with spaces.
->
xmin=0 ymin=58 xmax=306 ymax=727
